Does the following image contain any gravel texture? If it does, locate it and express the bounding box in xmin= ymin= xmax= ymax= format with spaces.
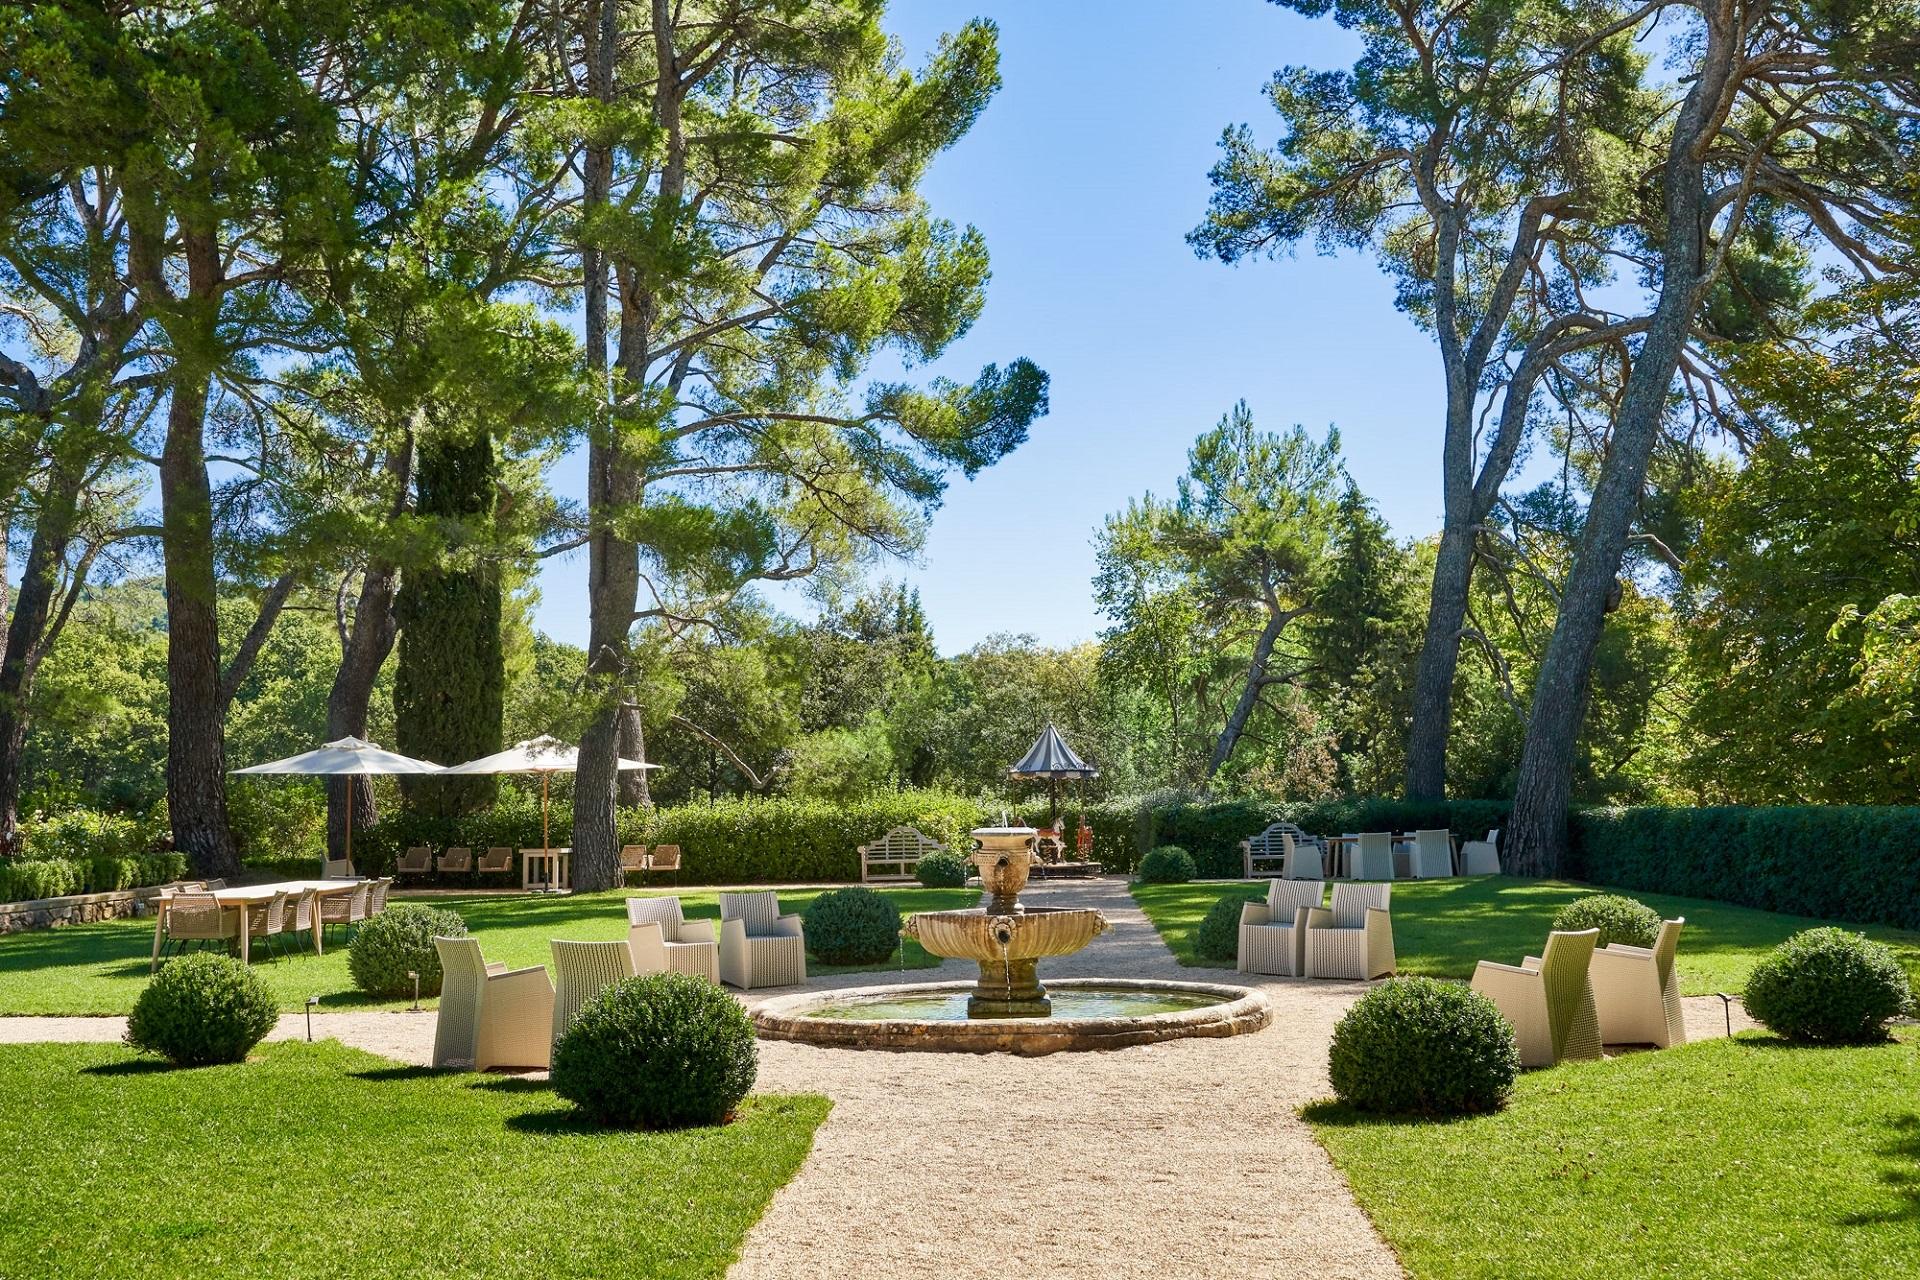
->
xmin=0 ymin=876 xmax=1761 ymax=1280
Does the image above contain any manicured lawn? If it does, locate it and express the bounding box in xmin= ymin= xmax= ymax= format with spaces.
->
xmin=1131 ymin=875 xmax=1920 ymax=994
xmin=1308 ymin=1030 xmax=1920 ymax=1278
xmin=0 ymin=885 xmax=974 ymax=1015
xmin=0 ymin=1040 xmax=828 ymax=1279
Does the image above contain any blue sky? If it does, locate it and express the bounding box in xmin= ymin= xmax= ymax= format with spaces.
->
xmin=530 ymin=0 xmax=1458 ymax=655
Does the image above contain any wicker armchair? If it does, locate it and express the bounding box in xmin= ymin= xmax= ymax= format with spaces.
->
xmin=1471 ymin=928 xmax=1603 ymax=1068
xmin=1281 ymin=832 xmax=1323 ymax=880
xmin=1460 ymin=829 xmax=1502 ymax=875
xmin=245 ymin=891 xmax=291 ymax=960
xmin=1410 ymin=829 xmax=1455 ymax=879
xmin=1591 ymin=918 xmax=1686 ymax=1049
xmin=625 ymin=896 xmax=720 ymax=981
xmin=322 ymin=857 xmax=354 ymax=880
xmin=1350 ymin=832 xmax=1395 ymax=881
xmin=320 ymin=881 xmax=370 ymax=944
xmin=366 ymin=877 xmax=393 ymax=916
xmin=1304 ymin=882 xmax=1395 ymax=980
xmin=433 ymin=937 xmax=554 ymax=1071
xmin=1238 ymin=879 xmax=1324 ymax=976
xmin=477 ymin=846 xmax=513 ymax=875
xmin=647 ymin=844 xmax=681 ymax=884
xmin=395 ymin=846 xmax=433 ymax=877
xmin=550 ymin=940 xmax=637 ymax=1041
xmin=619 ymin=845 xmax=649 ymax=883
xmin=283 ymin=889 xmax=316 ymax=949
xmin=157 ymin=892 xmax=239 ymax=967
xmin=718 ymin=891 xmax=806 ymax=989
xmin=437 ymin=846 xmax=473 ymax=874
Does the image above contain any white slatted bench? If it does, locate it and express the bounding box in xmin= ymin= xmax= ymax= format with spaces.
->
xmin=859 ymin=826 xmax=948 ymax=883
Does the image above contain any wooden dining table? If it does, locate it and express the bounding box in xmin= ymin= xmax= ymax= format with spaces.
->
xmin=150 ymin=879 xmax=365 ymax=970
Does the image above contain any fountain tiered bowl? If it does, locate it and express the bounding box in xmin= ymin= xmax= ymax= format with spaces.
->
xmin=750 ymin=826 xmax=1272 ymax=1055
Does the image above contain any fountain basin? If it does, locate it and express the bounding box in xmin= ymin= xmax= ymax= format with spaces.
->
xmin=752 ymin=978 xmax=1271 ymax=1056
xmin=902 ymin=905 xmax=1110 ymax=1016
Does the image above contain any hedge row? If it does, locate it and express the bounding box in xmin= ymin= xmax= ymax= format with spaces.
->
xmin=0 ymin=852 xmax=188 ymax=903
xmin=1569 ymin=805 xmax=1920 ymax=932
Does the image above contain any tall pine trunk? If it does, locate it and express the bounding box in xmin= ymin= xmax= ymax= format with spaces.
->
xmin=326 ymin=559 xmax=401 ymax=860
xmin=617 ymin=701 xmax=653 ymax=808
xmin=1404 ymin=517 xmax=1476 ymax=799
xmin=1505 ymin=20 xmax=1735 ymax=875
xmin=0 ymin=458 xmax=85 ymax=846
xmin=1204 ymin=609 xmax=1289 ymax=780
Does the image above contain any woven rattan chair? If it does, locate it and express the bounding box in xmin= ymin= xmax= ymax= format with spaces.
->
xmin=718 ymin=891 xmax=806 ymax=989
xmin=1591 ymin=918 xmax=1686 ymax=1049
xmin=618 ymin=845 xmax=649 ymax=884
xmin=283 ymin=889 xmax=316 ymax=950
xmin=199 ymin=879 xmax=227 ymax=892
xmin=433 ymin=937 xmax=554 ymax=1071
xmin=646 ymin=844 xmax=681 ymax=885
xmin=245 ymin=891 xmax=291 ymax=960
xmin=625 ymin=896 xmax=719 ymax=981
xmin=322 ymin=856 xmax=354 ymax=879
xmin=320 ymin=880 xmax=370 ymax=945
xmin=1238 ymin=879 xmax=1324 ymax=976
xmin=437 ymin=845 xmax=473 ymax=875
xmin=1281 ymin=832 xmax=1323 ymax=880
xmin=1460 ymin=829 xmax=1502 ymax=875
xmin=367 ymin=877 xmax=393 ymax=916
xmin=1304 ymin=882 xmax=1395 ymax=980
xmin=159 ymin=892 xmax=239 ymax=963
xmin=1410 ymin=829 xmax=1455 ymax=879
xmin=477 ymin=846 xmax=513 ymax=876
xmin=1472 ymin=928 xmax=1603 ymax=1068
xmin=395 ymin=846 xmax=432 ymax=878
xmin=550 ymin=940 xmax=637 ymax=1042
xmin=1351 ymin=832 xmax=1395 ymax=881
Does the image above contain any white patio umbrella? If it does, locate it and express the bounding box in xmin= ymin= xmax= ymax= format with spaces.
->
xmin=437 ymin=735 xmax=660 ymax=855
xmin=231 ymin=736 xmax=444 ymax=869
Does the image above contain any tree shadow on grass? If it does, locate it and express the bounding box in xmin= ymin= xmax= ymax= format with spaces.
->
xmin=349 ymin=1064 xmax=444 ymax=1083
xmin=80 ymin=1057 xmax=174 ymax=1077
xmin=1841 ymin=1113 xmax=1920 ymax=1226
xmin=1300 ymin=1098 xmax=1483 ymax=1129
xmin=503 ymin=1106 xmax=605 ymax=1136
xmin=468 ymin=1074 xmax=552 ymax=1095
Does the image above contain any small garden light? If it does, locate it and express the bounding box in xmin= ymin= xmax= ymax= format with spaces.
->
xmin=1715 ymin=992 xmax=1734 ymax=1038
xmin=407 ymin=970 xmax=420 ymax=1011
xmin=305 ymin=994 xmax=319 ymax=1042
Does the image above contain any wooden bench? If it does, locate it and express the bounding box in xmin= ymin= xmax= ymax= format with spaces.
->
xmin=859 ymin=826 xmax=948 ymax=883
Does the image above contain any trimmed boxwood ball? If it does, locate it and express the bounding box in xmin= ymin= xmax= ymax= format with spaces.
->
xmin=348 ymin=903 xmax=468 ymax=998
xmin=1195 ymin=892 xmax=1263 ymax=963
xmin=1743 ymin=927 xmax=1914 ymax=1044
xmin=1329 ymin=977 xmax=1520 ymax=1116
xmin=553 ymin=971 xmax=758 ymax=1128
xmin=1552 ymin=893 xmax=1661 ymax=949
xmin=803 ymin=887 xmax=902 ymax=965
xmin=1137 ymin=845 xmax=1196 ymax=884
xmin=127 ymin=952 xmax=279 ymax=1066
xmin=916 ymin=848 xmax=970 ymax=889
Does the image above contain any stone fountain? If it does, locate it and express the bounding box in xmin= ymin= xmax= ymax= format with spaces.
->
xmin=900 ymin=826 xmax=1109 ymax=1017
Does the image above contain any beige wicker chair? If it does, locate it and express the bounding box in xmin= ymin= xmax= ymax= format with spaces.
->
xmin=320 ymin=880 xmax=370 ymax=945
xmin=159 ymin=892 xmax=239 ymax=964
xmin=718 ymin=891 xmax=806 ymax=989
xmin=1460 ymin=829 xmax=1501 ymax=875
xmin=1238 ymin=879 xmax=1324 ymax=976
xmin=1304 ymin=882 xmax=1395 ymax=979
xmin=322 ymin=857 xmax=353 ymax=880
xmin=477 ymin=846 xmax=513 ymax=875
xmin=433 ymin=937 xmax=554 ymax=1071
xmin=1410 ymin=828 xmax=1454 ymax=878
xmin=1351 ymin=832 xmax=1395 ymax=881
xmin=647 ymin=844 xmax=681 ymax=885
xmin=284 ymin=889 xmax=316 ymax=949
xmin=550 ymin=939 xmax=637 ymax=1042
xmin=200 ymin=879 xmax=227 ymax=892
xmin=626 ymin=896 xmax=719 ymax=981
xmin=437 ymin=845 xmax=473 ymax=874
xmin=1471 ymin=928 xmax=1603 ymax=1068
xmin=367 ymin=877 xmax=393 ymax=916
xmin=395 ymin=846 xmax=432 ymax=877
xmin=1281 ymin=832 xmax=1324 ymax=880
xmin=619 ymin=845 xmax=649 ymax=883
xmin=244 ymin=890 xmax=291 ymax=960
xmin=1591 ymin=918 xmax=1686 ymax=1049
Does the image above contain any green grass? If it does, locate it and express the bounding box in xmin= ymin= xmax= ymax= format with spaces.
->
xmin=1308 ymin=1031 xmax=1920 ymax=1278
xmin=0 ymin=885 xmax=975 ymax=1015
xmin=0 ymin=1040 xmax=828 ymax=1279
xmin=1131 ymin=876 xmax=1920 ymax=995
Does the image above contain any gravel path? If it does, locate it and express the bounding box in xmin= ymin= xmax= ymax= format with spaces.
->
xmin=0 ymin=877 xmax=1759 ymax=1280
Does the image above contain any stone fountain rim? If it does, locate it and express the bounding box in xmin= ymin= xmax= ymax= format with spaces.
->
xmin=750 ymin=977 xmax=1272 ymax=1056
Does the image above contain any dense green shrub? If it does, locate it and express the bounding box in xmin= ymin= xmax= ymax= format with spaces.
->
xmin=1570 ymin=804 xmax=1920 ymax=930
xmin=1552 ymin=893 xmax=1661 ymax=949
xmin=1329 ymin=978 xmax=1520 ymax=1115
xmin=0 ymin=858 xmax=81 ymax=902
xmin=803 ymin=888 xmax=902 ymax=965
xmin=1137 ymin=845 xmax=1196 ymax=884
xmin=127 ymin=953 xmax=279 ymax=1066
xmin=1743 ymin=928 xmax=1914 ymax=1043
xmin=348 ymin=904 xmax=467 ymax=998
xmin=552 ymin=972 xmax=758 ymax=1128
xmin=1195 ymin=892 xmax=1262 ymax=963
xmin=19 ymin=808 xmax=153 ymax=862
xmin=915 ymin=848 xmax=970 ymax=888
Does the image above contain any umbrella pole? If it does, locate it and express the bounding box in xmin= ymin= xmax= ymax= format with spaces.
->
xmin=345 ymin=781 xmax=352 ymax=873
xmin=1049 ymin=778 xmax=1059 ymax=826
xmin=542 ymin=773 xmax=551 ymax=888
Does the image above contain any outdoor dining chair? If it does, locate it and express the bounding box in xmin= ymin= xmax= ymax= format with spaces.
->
xmin=244 ymin=890 xmax=292 ymax=960
xmin=322 ymin=856 xmax=355 ymax=880
xmin=284 ymin=888 xmax=316 ymax=950
xmin=367 ymin=877 xmax=393 ymax=916
xmin=1304 ymin=882 xmax=1395 ymax=980
xmin=1239 ymin=879 xmax=1324 ymax=976
xmin=320 ymin=880 xmax=370 ymax=945
xmin=1591 ymin=918 xmax=1686 ymax=1049
xmin=1281 ymin=831 xmax=1323 ymax=880
xmin=550 ymin=940 xmax=637 ymax=1041
xmin=1471 ymin=928 xmax=1603 ymax=1068
xmin=159 ymin=892 xmax=239 ymax=960
xmin=1460 ymin=829 xmax=1502 ymax=875
xmin=432 ymin=937 xmax=553 ymax=1071
xmin=1410 ymin=829 xmax=1455 ymax=878
xmin=1351 ymin=832 xmax=1395 ymax=881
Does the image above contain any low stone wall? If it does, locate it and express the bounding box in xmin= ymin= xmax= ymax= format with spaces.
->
xmin=0 ymin=881 xmax=204 ymax=935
